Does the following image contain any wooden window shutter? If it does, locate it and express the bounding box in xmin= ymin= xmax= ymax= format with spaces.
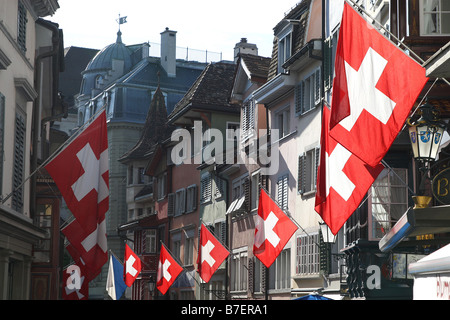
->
xmin=248 ymin=257 xmax=254 ymax=294
xmin=167 ymin=193 xmax=175 ymax=216
xmin=244 ymin=177 xmax=250 ymax=211
xmin=323 ymin=37 xmax=333 ymax=91
xmin=298 ymin=154 xmax=305 ymax=194
xmin=314 ymin=68 xmax=321 ymax=106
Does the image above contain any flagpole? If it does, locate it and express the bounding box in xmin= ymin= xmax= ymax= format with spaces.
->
xmin=1 ymin=105 xmax=107 ymax=204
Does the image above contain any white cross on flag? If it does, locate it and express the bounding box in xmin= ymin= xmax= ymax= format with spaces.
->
xmin=45 ymin=110 xmax=109 ymax=281
xmin=253 ymin=189 xmax=298 ymax=268
xmin=329 ymin=2 xmax=428 ymax=167
xmin=197 ymin=223 xmax=229 ymax=283
xmin=124 ymin=244 xmax=141 ymax=287
xmin=156 ymin=244 xmax=183 ymax=295
xmin=315 ymin=106 xmax=384 ymax=235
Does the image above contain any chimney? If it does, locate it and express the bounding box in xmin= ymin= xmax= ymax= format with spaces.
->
xmin=234 ymin=38 xmax=258 ymax=63
xmin=161 ymin=27 xmax=177 ymax=77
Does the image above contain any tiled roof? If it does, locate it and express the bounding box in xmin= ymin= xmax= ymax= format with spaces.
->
xmin=168 ymin=62 xmax=239 ymax=122
xmin=239 ymin=53 xmax=271 ymax=79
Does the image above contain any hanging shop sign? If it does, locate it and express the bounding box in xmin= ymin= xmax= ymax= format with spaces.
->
xmin=432 ymin=168 xmax=450 ymax=205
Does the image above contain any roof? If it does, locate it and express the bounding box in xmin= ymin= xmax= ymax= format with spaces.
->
xmin=168 ymin=61 xmax=239 ymax=123
xmin=119 ymin=86 xmax=173 ymax=162
xmin=239 ymin=53 xmax=271 ymax=80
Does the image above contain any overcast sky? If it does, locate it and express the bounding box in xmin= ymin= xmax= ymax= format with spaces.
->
xmin=48 ymin=0 xmax=300 ymax=61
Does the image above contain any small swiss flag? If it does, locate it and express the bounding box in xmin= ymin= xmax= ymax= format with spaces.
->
xmin=124 ymin=244 xmax=141 ymax=287
xmin=197 ymin=224 xmax=229 ymax=283
xmin=156 ymin=244 xmax=183 ymax=295
xmin=253 ymin=189 xmax=298 ymax=268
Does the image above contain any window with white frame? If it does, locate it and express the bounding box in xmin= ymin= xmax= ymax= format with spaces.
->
xmin=277 ymin=174 xmax=289 ymax=211
xmin=184 ymin=229 xmax=195 ymax=266
xmin=269 ymin=249 xmax=291 ymax=290
xmin=278 ymin=28 xmax=293 ymax=73
xmin=298 ymin=147 xmax=320 ymax=195
xmin=186 ymin=185 xmax=197 ymax=213
xmin=157 ymin=173 xmax=167 ymax=200
xmin=295 ymin=68 xmax=321 ymax=115
xmin=276 ymin=107 xmax=290 ymax=138
xmin=231 ymin=247 xmax=248 ymax=292
xmin=296 ymin=233 xmax=320 ymax=275
xmin=369 ymin=167 xmax=408 ymax=240
xmin=174 ymin=188 xmax=186 ymax=216
xmin=421 ymin=0 xmax=450 ymax=35
xmin=145 ymin=229 xmax=157 ymax=253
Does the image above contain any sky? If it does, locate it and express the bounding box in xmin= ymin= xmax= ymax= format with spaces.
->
xmin=48 ymin=0 xmax=301 ymax=62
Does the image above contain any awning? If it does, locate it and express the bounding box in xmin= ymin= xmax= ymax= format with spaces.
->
xmin=409 ymin=243 xmax=450 ymax=275
xmin=379 ymin=205 xmax=450 ymax=252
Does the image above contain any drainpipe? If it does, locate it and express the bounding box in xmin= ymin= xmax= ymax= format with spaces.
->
xmin=31 ymin=19 xmax=64 ymax=217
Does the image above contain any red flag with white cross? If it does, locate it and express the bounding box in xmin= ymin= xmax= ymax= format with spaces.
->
xmin=124 ymin=244 xmax=141 ymax=287
xmin=197 ymin=223 xmax=229 ymax=283
xmin=253 ymin=189 xmax=298 ymax=268
xmin=62 ymin=262 xmax=89 ymax=300
xmin=156 ymin=244 xmax=183 ymax=295
xmin=45 ymin=109 xmax=109 ymax=280
xmin=329 ymin=2 xmax=428 ymax=167
xmin=315 ymin=105 xmax=384 ymax=235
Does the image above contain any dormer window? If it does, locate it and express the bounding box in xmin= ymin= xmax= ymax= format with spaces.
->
xmin=277 ymin=24 xmax=294 ymax=73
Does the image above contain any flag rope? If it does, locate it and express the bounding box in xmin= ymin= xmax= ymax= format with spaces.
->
xmin=0 ymin=105 xmax=107 ymax=204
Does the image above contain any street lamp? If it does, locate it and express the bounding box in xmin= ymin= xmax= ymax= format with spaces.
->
xmin=319 ymin=222 xmax=336 ymax=243
xmin=148 ymin=275 xmax=155 ymax=299
xmin=408 ymin=101 xmax=446 ymax=163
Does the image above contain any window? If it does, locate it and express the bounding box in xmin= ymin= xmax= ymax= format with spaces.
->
xmin=186 ymin=185 xmax=197 ymax=213
xmin=172 ymin=232 xmax=181 ymax=263
xmin=127 ymin=166 xmax=133 ymax=185
xmin=174 ymin=188 xmax=186 ymax=216
xmin=34 ymin=204 xmax=52 ymax=263
xmin=296 ymin=233 xmax=320 ymax=275
xmin=231 ymin=247 xmax=248 ymax=292
xmin=298 ymin=148 xmax=320 ymax=195
xmin=277 ymin=174 xmax=288 ymax=211
xmin=157 ymin=173 xmax=167 ymax=200
xmin=226 ymin=122 xmax=240 ymax=141
xmin=242 ymin=99 xmax=255 ymax=140
xmin=269 ymin=249 xmax=291 ymax=290
xmin=276 ymin=107 xmax=290 ymax=138
xmin=421 ymin=0 xmax=450 ymax=35
xmin=278 ymin=32 xmax=292 ymax=73
xmin=184 ymin=229 xmax=195 ymax=266
xmin=253 ymin=258 xmax=265 ymax=294
xmin=200 ymin=173 xmax=212 ymax=204
xmin=12 ymin=111 xmax=26 ymax=212
xmin=370 ymin=168 xmax=408 ymax=239
xmin=144 ymin=229 xmax=157 ymax=253
xmin=17 ymin=2 xmax=28 ymax=53
xmin=251 ymin=172 xmax=260 ymax=211
xmin=295 ymin=68 xmax=321 ymax=115
xmin=138 ymin=167 xmax=145 ymax=184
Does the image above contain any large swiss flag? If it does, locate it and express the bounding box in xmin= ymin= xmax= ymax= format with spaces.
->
xmin=329 ymin=2 xmax=428 ymax=167
xmin=315 ymin=106 xmax=384 ymax=235
xmin=45 ymin=110 xmax=109 ymax=280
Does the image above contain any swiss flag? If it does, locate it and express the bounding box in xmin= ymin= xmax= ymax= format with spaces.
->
xmin=62 ymin=263 xmax=89 ymax=300
xmin=156 ymin=244 xmax=183 ymax=295
xmin=315 ymin=106 xmax=384 ymax=235
xmin=253 ymin=189 xmax=298 ymax=268
xmin=329 ymin=2 xmax=428 ymax=167
xmin=124 ymin=244 xmax=141 ymax=287
xmin=45 ymin=110 xmax=109 ymax=280
xmin=197 ymin=224 xmax=229 ymax=283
